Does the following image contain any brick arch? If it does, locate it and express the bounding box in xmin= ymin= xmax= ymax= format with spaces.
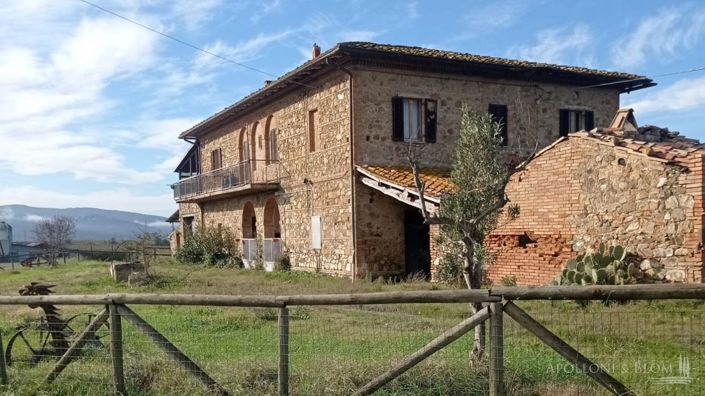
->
xmin=264 ymin=115 xmax=278 ymax=164
xmin=242 ymin=201 xmax=257 ymax=238
xmin=250 ymin=122 xmax=260 ymax=171
xmin=238 ymin=127 xmax=249 ymax=162
xmin=263 ymin=198 xmax=281 ymax=238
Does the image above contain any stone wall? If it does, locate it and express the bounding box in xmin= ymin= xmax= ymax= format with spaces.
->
xmin=350 ymin=65 xmax=620 ymax=168
xmin=177 ymin=71 xmax=355 ymax=276
xmin=349 ymin=65 xmax=621 ymax=278
xmin=486 ymin=137 xmax=705 ymax=286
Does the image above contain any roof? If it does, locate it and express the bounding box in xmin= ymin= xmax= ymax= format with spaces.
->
xmin=179 ymin=42 xmax=654 ymax=139
xmin=533 ymin=126 xmax=705 ymax=166
xmin=357 ymin=165 xmax=455 ymax=200
xmin=165 ymin=210 xmax=179 ymax=223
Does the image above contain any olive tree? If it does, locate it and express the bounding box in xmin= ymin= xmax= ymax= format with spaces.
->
xmin=410 ymin=108 xmax=534 ymax=362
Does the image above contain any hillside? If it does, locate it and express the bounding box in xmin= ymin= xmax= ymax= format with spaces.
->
xmin=0 ymin=205 xmax=173 ymax=241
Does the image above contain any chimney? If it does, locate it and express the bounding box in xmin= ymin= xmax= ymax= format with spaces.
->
xmin=264 ymin=80 xmax=272 ymax=87
xmin=311 ymin=43 xmax=321 ymax=59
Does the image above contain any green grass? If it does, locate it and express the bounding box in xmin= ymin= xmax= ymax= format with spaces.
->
xmin=0 ymin=259 xmax=704 ymax=395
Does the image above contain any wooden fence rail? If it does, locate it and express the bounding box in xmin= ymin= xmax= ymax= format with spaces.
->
xmin=0 ymin=285 xmax=702 ymax=395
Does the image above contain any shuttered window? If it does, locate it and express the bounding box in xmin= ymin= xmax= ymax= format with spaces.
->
xmin=211 ymin=148 xmax=222 ymax=170
xmin=488 ymin=104 xmax=508 ymax=146
xmin=392 ymin=96 xmax=437 ymax=143
xmin=559 ymin=109 xmax=595 ymax=137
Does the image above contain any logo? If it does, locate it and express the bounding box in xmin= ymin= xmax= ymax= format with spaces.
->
xmin=649 ymin=355 xmax=692 ymax=385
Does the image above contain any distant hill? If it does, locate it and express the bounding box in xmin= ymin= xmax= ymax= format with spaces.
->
xmin=0 ymin=205 xmax=173 ymax=241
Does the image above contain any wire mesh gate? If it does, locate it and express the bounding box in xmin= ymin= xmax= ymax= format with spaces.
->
xmin=0 ymin=285 xmax=704 ymax=395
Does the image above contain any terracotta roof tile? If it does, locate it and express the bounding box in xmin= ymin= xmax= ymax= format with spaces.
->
xmin=358 ymin=165 xmax=454 ymax=199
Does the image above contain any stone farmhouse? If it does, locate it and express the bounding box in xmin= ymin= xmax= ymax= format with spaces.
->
xmin=169 ymin=42 xmax=654 ymax=280
xmin=486 ymin=109 xmax=705 ymax=286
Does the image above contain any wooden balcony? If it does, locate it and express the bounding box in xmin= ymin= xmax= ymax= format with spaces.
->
xmin=172 ymin=160 xmax=280 ymax=203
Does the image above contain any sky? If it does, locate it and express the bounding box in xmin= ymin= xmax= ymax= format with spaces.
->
xmin=1 ymin=0 xmax=704 ymax=217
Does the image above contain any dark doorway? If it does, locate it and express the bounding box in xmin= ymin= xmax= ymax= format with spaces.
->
xmin=404 ymin=210 xmax=431 ymax=278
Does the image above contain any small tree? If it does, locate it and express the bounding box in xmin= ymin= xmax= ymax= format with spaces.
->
xmin=33 ymin=216 xmax=76 ymax=265
xmin=410 ymin=108 xmax=534 ymax=362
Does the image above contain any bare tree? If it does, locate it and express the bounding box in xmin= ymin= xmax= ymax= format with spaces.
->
xmin=410 ymin=108 xmax=535 ymax=362
xmin=33 ymin=216 xmax=76 ymax=265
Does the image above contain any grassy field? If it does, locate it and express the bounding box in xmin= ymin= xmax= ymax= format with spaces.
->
xmin=0 ymin=259 xmax=703 ymax=395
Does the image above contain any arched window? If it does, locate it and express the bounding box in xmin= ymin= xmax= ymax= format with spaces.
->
xmin=242 ymin=202 xmax=256 ymax=238
xmin=250 ymin=122 xmax=259 ymax=171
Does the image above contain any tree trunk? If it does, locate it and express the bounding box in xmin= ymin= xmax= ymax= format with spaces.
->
xmin=462 ymin=239 xmax=485 ymax=364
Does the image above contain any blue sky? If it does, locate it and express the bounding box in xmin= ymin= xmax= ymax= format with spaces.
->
xmin=1 ymin=0 xmax=704 ymax=217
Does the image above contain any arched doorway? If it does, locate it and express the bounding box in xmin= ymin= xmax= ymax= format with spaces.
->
xmin=263 ymin=198 xmax=282 ymax=271
xmin=241 ymin=202 xmax=257 ymax=268
xmin=263 ymin=198 xmax=281 ymax=238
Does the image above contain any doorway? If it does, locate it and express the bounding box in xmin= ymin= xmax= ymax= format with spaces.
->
xmin=404 ymin=210 xmax=430 ymax=278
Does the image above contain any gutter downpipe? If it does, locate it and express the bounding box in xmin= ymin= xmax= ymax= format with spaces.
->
xmin=338 ymin=64 xmax=358 ymax=281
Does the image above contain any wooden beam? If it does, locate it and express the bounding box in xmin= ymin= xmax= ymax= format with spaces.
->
xmin=353 ymin=307 xmax=490 ymax=396
xmin=116 ymin=305 xmax=229 ymax=396
xmin=0 ymin=289 xmax=497 ymax=307
xmin=492 ymin=284 xmax=705 ymax=301
xmin=278 ymin=306 xmax=289 ymax=396
xmin=109 ymin=305 xmax=126 ymax=395
xmin=489 ymin=302 xmax=505 ymax=396
xmin=0 ymin=333 xmax=7 ymax=385
xmin=46 ymin=309 xmax=109 ymax=383
xmin=504 ymin=302 xmax=633 ymax=396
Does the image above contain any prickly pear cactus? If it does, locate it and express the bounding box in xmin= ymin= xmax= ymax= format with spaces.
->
xmin=552 ymin=244 xmax=641 ymax=286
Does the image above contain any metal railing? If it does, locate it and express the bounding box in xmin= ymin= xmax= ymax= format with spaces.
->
xmin=242 ymin=238 xmax=257 ymax=268
xmin=172 ymin=160 xmax=279 ymax=201
xmin=263 ymin=238 xmax=283 ymax=271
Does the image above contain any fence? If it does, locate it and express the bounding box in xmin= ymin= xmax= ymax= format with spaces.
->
xmin=0 ymin=285 xmax=704 ymax=395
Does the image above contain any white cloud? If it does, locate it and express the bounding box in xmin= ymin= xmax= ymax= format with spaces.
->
xmin=0 ymin=208 xmax=14 ymax=221
xmin=133 ymin=219 xmax=171 ymax=228
xmin=612 ymin=7 xmax=705 ymax=68
xmin=170 ymin=0 xmax=223 ymax=31
xmin=251 ymin=0 xmax=285 ymax=24
xmin=24 ymin=214 xmax=46 ymax=222
xmin=0 ymin=186 xmax=175 ymax=217
xmin=624 ymin=76 xmax=705 ymax=115
xmin=509 ymin=24 xmax=592 ymax=65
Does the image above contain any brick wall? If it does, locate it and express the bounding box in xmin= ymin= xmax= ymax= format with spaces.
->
xmin=486 ymin=137 xmax=704 ymax=286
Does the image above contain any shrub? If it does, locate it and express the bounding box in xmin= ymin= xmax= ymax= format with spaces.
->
xmin=500 ymin=275 xmax=518 ymax=287
xmin=436 ymin=252 xmax=464 ymax=286
xmin=174 ymin=227 xmax=240 ymax=266
xmin=276 ymin=254 xmax=291 ymax=271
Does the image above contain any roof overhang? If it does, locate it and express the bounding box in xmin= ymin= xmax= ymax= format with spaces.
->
xmin=356 ymin=166 xmax=441 ymax=213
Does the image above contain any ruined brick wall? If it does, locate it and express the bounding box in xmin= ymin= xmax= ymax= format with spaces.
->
xmin=350 ymin=65 xmax=620 ymax=278
xmin=486 ymin=138 xmax=704 ymax=286
xmin=181 ymin=71 xmax=354 ymax=276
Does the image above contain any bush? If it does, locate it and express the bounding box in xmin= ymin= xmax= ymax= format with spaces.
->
xmin=436 ymin=252 xmax=464 ymax=286
xmin=276 ymin=254 xmax=291 ymax=271
xmin=174 ymin=227 xmax=240 ymax=266
xmin=500 ymin=275 xmax=518 ymax=287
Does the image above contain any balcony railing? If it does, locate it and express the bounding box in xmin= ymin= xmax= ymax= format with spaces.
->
xmin=172 ymin=160 xmax=279 ymax=201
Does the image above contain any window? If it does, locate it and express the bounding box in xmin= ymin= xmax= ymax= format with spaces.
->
xmin=269 ymin=128 xmax=278 ymax=162
xmin=392 ymin=97 xmax=437 ymax=143
xmin=488 ymin=104 xmax=508 ymax=146
xmin=210 ymin=148 xmax=222 ymax=170
xmin=308 ymin=109 xmax=319 ymax=152
xmin=559 ymin=109 xmax=594 ymax=137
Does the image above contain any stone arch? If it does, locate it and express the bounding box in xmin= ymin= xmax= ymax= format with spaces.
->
xmin=239 ymin=127 xmax=250 ymax=162
xmin=250 ymin=121 xmax=259 ymax=171
xmin=242 ymin=201 xmax=257 ymax=238
xmin=264 ymin=115 xmax=278 ymax=164
xmin=263 ymin=198 xmax=281 ymax=238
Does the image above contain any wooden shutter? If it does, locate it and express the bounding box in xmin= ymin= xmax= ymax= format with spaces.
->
xmin=559 ymin=109 xmax=570 ymax=137
xmin=488 ymin=104 xmax=508 ymax=146
xmin=391 ymin=96 xmax=404 ymax=142
xmin=211 ymin=148 xmax=222 ymax=170
xmin=424 ymin=99 xmax=437 ymax=143
xmin=584 ymin=110 xmax=595 ymax=130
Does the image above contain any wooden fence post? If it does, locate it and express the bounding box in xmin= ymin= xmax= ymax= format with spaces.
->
xmin=489 ymin=302 xmax=505 ymax=396
xmin=278 ymin=305 xmax=289 ymax=396
xmin=0 ymin=332 xmax=8 ymax=385
xmin=109 ymin=304 xmax=127 ymax=395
